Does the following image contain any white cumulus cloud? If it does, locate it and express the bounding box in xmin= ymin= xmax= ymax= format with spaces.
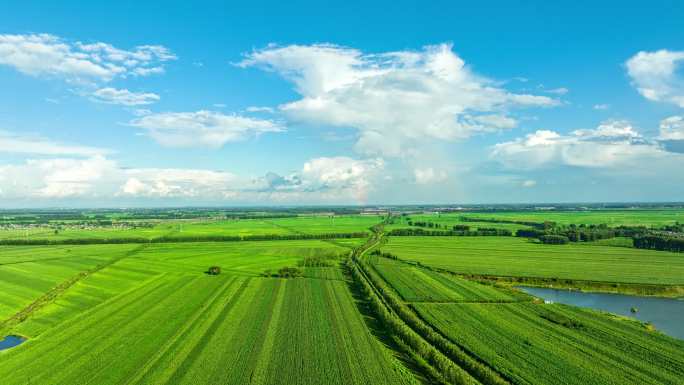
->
xmin=658 ymin=116 xmax=684 ymax=140
xmin=239 ymin=43 xmax=557 ymax=157
xmin=626 ymin=49 xmax=684 ymax=107
xmin=491 ymin=121 xmax=674 ymax=169
xmin=119 ymin=168 xmax=237 ymax=198
xmin=0 ymin=156 xmax=118 ymax=198
xmin=299 ymin=156 xmax=384 ymax=201
xmin=129 ymin=110 xmax=284 ymax=148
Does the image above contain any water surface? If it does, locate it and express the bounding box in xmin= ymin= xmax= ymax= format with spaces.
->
xmin=0 ymin=335 xmax=25 ymax=351
xmin=518 ymin=287 xmax=684 ymax=340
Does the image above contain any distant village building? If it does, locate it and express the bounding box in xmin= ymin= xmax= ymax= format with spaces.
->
xmin=360 ymin=209 xmax=388 ymax=216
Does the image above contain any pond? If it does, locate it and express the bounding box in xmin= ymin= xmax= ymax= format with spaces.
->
xmin=518 ymin=287 xmax=684 ymax=340
xmin=0 ymin=335 xmax=26 ymax=351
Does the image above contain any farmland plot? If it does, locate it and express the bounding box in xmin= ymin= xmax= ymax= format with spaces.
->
xmin=11 ymin=240 xmax=350 ymax=337
xmin=0 ymin=244 xmax=139 ymax=319
xmin=459 ymin=209 xmax=684 ymax=227
xmin=267 ymin=215 xmax=383 ymax=234
xmin=371 ymin=257 xmax=523 ymax=303
xmin=0 ymin=274 xmax=417 ymax=385
xmin=414 ymin=302 xmax=684 ymax=385
xmin=382 ymin=236 xmax=684 ymax=285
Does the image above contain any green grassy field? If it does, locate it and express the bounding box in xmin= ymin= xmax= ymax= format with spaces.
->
xmin=361 ymin=237 xmax=684 ymax=385
xmin=1 ymin=208 xmax=683 ymax=385
xmin=0 ymin=214 xmax=381 ymax=241
xmin=460 ymin=209 xmax=684 ymax=227
xmin=414 ymin=302 xmax=684 ymax=385
xmin=370 ymin=256 xmax=525 ymax=303
xmin=3 ymin=240 xmax=351 ymax=337
xmin=386 ymin=213 xmax=531 ymax=232
xmin=0 ymin=239 xmax=416 ymax=385
xmin=381 ymin=236 xmax=684 ymax=285
xmin=267 ymin=215 xmax=383 ymax=234
xmin=0 ymin=244 xmax=139 ymax=320
xmin=1 ymin=275 xmax=416 ymax=385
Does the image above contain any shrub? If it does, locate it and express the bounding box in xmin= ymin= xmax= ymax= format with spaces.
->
xmin=276 ymin=266 xmax=303 ymax=278
xmin=539 ymin=235 xmax=569 ymax=245
xmin=207 ymin=266 xmax=221 ymax=275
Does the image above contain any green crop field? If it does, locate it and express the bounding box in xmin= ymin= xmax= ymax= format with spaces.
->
xmin=0 ymin=214 xmax=381 ymax=241
xmin=460 ymin=209 xmax=684 ymax=227
xmin=381 ymin=236 xmax=684 ymax=284
xmin=0 ymin=239 xmax=416 ymax=385
xmin=0 ymin=275 xmax=416 ymax=385
xmin=385 ymin=213 xmax=531 ymax=232
xmin=267 ymin=215 xmax=383 ymax=234
xmin=1 ymin=208 xmax=683 ymax=385
xmin=414 ymin=302 xmax=684 ymax=385
xmin=370 ymin=256 xmax=525 ymax=303
xmin=0 ymin=244 xmax=140 ymax=320
xmin=4 ymin=240 xmax=351 ymax=336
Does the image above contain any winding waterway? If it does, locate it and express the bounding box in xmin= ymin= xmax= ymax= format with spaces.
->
xmin=518 ymin=287 xmax=684 ymax=340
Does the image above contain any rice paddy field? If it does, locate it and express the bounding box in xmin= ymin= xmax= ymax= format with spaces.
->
xmin=381 ymin=236 xmax=684 ymax=285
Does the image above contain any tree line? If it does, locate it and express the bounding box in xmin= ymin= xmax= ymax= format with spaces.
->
xmin=350 ymin=258 xmax=510 ymax=385
xmin=0 ymin=232 xmax=368 ymax=246
xmin=515 ymin=223 xmax=684 ymax=252
xmin=633 ymin=235 xmax=684 ymax=252
xmin=389 ymin=228 xmax=512 ymax=237
xmin=459 ymin=216 xmax=553 ymax=230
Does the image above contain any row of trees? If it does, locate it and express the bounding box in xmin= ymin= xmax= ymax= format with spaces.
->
xmin=659 ymin=222 xmax=684 ymax=233
xmin=539 ymin=235 xmax=570 ymax=245
xmin=389 ymin=228 xmax=512 ymax=237
xmin=459 ymin=216 xmax=553 ymax=230
xmin=298 ymin=255 xmax=337 ymax=267
xmin=0 ymin=232 xmax=369 ymax=246
xmin=352 ymin=259 xmax=509 ymax=385
xmin=409 ymin=221 xmax=474 ymax=232
xmin=516 ymin=225 xmax=652 ymax=244
xmin=633 ymin=235 xmax=684 ymax=252
xmin=262 ymin=266 xmax=303 ymax=278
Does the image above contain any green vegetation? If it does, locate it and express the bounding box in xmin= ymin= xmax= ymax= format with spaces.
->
xmin=460 ymin=209 xmax=684 ymax=227
xmin=386 ymin=213 xmax=532 ymax=233
xmin=370 ymin=256 xmax=525 ymax=303
xmin=1 ymin=207 xmax=683 ymax=384
xmin=0 ymin=234 xmax=417 ymax=385
xmin=382 ymin=236 xmax=684 ymax=285
xmin=0 ymin=244 xmax=139 ymax=321
xmin=414 ymin=303 xmax=684 ymax=385
xmin=0 ymin=214 xmax=379 ymax=242
xmin=0 ymin=276 xmax=417 ymax=385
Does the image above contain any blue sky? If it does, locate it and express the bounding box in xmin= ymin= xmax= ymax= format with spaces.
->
xmin=0 ymin=0 xmax=683 ymax=207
